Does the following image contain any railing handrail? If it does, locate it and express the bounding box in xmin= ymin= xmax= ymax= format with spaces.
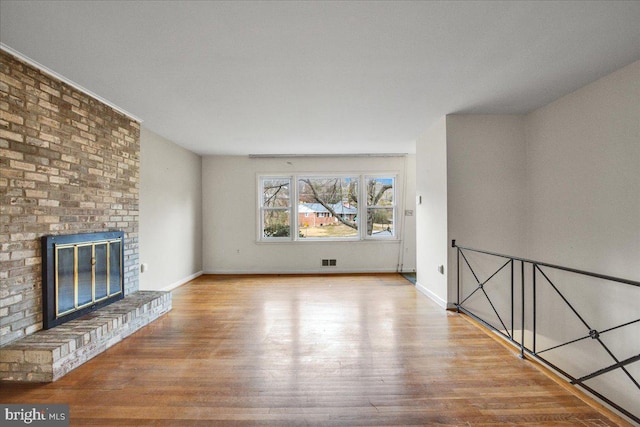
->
xmin=452 ymin=240 xmax=640 ymax=288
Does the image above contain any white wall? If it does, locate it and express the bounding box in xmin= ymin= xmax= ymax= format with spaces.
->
xmin=202 ymin=155 xmax=413 ymax=274
xmin=400 ymin=154 xmax=417 ymax=272
xmin=446 ymin=115 xmax=528 ymax=303
xmin=416 ymin=60 xmax=640 ymax=420
xmin=524 ymin=60 xmax=640 ymax=416
xmin=415 ymin=115 xmax=527 ymax=307
xmin=139 ymin=127 xmax=203 ymax=291
xmin=415 ymin=116 xmax=449 ymax=307
xmin=446 ymin=115 xmax=528 ymax=255
xmin=419 ymin=62 xmax=639 ymax=306
xmin=526 ymin=59 xmax=640 ymax=280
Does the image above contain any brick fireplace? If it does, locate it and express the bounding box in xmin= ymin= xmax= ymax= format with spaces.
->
xmin=1 ymin=49 xmax=140 ymax=346
xmin=0 ymin=49 xmax=175 ymax=383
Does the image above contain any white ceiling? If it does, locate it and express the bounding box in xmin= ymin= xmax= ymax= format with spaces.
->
xmin=1 ymin=1 xmax=640 ymax=156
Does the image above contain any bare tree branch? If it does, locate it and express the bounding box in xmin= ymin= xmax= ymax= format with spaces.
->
xmin=365 ymin=181 xmax=393 ymax=235
xmin=300 ymin=179 xmax=357 ymax=230
xmin=263 ymin=183 xmax=288 ymax=207
xmin=369 ymin=184 xmax=392 ymax=206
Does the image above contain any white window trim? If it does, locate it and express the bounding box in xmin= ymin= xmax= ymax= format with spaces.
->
xmin=258 ymin=176 xmax=293 ymax=241
xmin=258 ymin=173 xmax=399 ymax=243
xmin=363 ymin=174 xmax=397 ymax=240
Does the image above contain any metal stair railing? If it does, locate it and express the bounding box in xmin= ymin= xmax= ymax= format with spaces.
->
xmin=452 ymin=240 xmax=640 ymax=424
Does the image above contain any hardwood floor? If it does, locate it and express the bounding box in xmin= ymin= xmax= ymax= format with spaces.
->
xmin=0 ymin=274 xmax=628 ymax=426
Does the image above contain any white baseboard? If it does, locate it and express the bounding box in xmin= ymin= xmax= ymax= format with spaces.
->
xmin=202 ymin=268 xmax=399 ymax=275
xmin=161 ymin=271 xmax=203 ymax=292
xmin=415 ymin=281 xmax=449 ymax=309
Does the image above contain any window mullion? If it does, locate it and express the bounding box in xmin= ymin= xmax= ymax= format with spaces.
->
xmin=359 ymin=175 xmax=365 ymax=240
xmin=291 ymin=174 xmax=297 ymax=241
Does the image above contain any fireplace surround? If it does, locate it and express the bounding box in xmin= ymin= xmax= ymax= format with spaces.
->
xmin=42 ymin=231 xmax=125 ymax=329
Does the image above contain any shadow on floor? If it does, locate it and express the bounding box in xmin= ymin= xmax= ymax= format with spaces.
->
xmin=401 ymin=272 xmax=416 ymax=284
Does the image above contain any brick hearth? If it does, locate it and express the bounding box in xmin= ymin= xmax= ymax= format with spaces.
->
xmin=0 ymin=291 xmax=171 ymax=382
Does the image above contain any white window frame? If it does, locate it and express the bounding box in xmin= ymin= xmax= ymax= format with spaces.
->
xmin=258 ymin=173 xmax=398 ymax=242
xmin=363 ymin=175 xmax=396 ymax=240
xmin=258 ymin=176 xmax=293 ymax=241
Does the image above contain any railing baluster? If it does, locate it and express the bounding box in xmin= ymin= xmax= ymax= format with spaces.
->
xmin=533 ymin=263 xmax=536 ymax=355
xmin=520 ymin=260 xmax=525 ymax=359
xmin=510 ymin=259 xmax=514 ymax=342
xmin=450 ymin=240 xmax=640 ymax=424
xmin=456 ymin=243 xmax=460 ymax=313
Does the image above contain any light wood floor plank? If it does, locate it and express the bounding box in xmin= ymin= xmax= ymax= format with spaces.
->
xmin=0 ymin=274 xmax=628 ymax=426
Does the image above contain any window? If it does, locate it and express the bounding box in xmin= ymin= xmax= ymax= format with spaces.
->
xmin=260 ymin=177 xmax=291 ymax=238
xmin=259 ymin=174 xmax=396 ymax=241
xmin=298 ymin=176 xmax=359 ymax=239
xmin=365 ymin=177 xmax=395 ymax=237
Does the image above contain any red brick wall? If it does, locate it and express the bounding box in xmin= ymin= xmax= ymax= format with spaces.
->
xmin=298 ymin=213 xmax=339 ymax=227
xmin=0 ymin=50 xmax=140 ymax=345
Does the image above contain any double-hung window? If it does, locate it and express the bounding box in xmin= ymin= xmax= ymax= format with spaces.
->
xmin=260 ymin=177 xmax=291 ymax=239
xmin=298 ymin=176 xmax=359 ymax=239
xmin=259 ymin=174 xmax=396 ymax=241
xmin=365 ymin=176 xmax=395 ymax=237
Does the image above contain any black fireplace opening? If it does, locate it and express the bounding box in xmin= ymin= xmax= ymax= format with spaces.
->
xmin=42 ymin=231 xmax=125 ymax=329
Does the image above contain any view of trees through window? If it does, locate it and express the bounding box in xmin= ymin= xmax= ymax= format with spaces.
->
xmin=260 ymin=175 xmax=395 ymax=240
xmin=261 ymin=178 xmax=291 ymax=238
xmin=366 ymin=177 xmax=394 ymax=236
xmin=298 ymin=177 xmax=359 ymax=238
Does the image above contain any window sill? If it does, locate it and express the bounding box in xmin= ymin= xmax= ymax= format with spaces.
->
xmin=256 ymin=238 xmax=401 ymax=244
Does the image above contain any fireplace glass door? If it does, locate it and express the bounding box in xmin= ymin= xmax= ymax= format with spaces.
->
xmin=54 ymin=239 xmax=123 ymax=319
